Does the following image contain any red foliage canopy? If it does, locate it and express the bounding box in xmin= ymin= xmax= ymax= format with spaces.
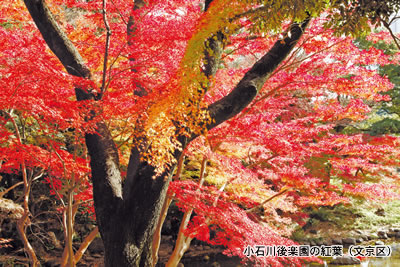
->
xmin=1 ymin=1 xmax=400 ymax=266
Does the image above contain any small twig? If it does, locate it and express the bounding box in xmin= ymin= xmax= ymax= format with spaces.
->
xmin=0 ymin=172 xmax=43 ymax=198
xmin=48 ymin=144 xmax=67 ymax=207
xmin=239 ymin=81 xmax=293 ymax=118
xmin=246 ymin=153 xmax=278 ymax=169
xmin=109 ymin=0 xmax=128 ymax=25
xmin=211 ymin=180 xmax=228 ymax=207
xmin=100 ymin=0 xmax=112 ymax=96
xmin=246 ymin=188 xmax=289 ymax=214
xmin=381 ymin=19 xmax=400 ymax=51
xmin=273 ymin=38 xmax=347 ymax=76
xmin=50 ymin=143 xmax=68 ymax=184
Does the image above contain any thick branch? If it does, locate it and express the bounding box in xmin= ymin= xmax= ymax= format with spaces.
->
xmin=74 ymin=227 xmax=99 ymax=263
xmin=204 ymin=0 xmax=214 ymax=12
xmin=207 ymin=18 xmax=310 ymax=130
xmin=23 ymin=0 xmax=123 ymax=232
xmin=23 ymin=0 xmax=90 ymax=79
xmin=202 ymin=31 xmax=225 ymax=81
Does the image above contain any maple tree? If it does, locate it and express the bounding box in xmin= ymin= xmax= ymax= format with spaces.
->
xmin=163 ymin=21 xmax=400 ymax=266
xmin=1 ymin=0 xmax=400 ymax=267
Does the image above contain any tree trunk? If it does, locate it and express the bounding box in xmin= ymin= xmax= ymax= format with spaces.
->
xmin=94 ymin=162 xmax=176 ymax=266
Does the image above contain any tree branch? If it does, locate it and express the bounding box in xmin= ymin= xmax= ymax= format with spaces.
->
xmin=381 ymin=19 xmax=400 ymax=51
xmin=100 ymin=0 xmax=112 ymax=97
xmin=23 ymin=0 xmax=90 ymax=80
xmin=204 ymin=0 xmax=214 ymax=12
xmin=23 ymin=0 xmax=123 ymax=234
xmin=246 ymin=188 xmax=289 ymax=214
xmin=202 ymin=31 xmax=225 ymax=81
xmin=207 ymin=18 xmax=311 ymax=130
xmin=74 ymin=226 xmax=99 ymax=263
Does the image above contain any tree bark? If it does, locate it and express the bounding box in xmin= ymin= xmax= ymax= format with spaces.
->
xmin=23 ymin=0 xmax=310 ymax=266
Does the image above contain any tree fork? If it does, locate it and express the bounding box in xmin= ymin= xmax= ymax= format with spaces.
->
xmin=207 ymin=18 xmax=311 ymax=130
xmin=23 ymin=0 xmax=311 ymax=266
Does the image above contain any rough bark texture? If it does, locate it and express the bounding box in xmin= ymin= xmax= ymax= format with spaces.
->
xmin=98 ymin=162 xmax=176 ymax=266
xmin=23 ymin=0 xmax=309 ymax=266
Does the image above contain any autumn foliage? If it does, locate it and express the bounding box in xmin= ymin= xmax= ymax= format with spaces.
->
xmin=1 ymin=0 xmax=400 ymax=266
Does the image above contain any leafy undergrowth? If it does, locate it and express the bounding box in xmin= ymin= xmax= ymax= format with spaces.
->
xmin=292 ymin=199 xmax=400 ymax=242
xmin=352 ymin=199 xmax=400 ymax=231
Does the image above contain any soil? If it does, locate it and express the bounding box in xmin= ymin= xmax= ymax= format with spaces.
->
xmin=0 ymin=235 xmax=242 ymax=267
